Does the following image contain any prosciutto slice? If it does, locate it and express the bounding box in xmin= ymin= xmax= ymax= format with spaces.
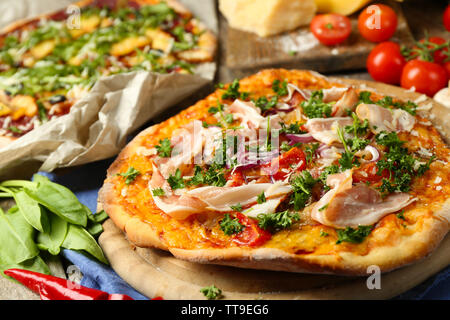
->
xmin=332 ymin=87 xmax=359 ymax=117
xmin=356 ymin=103 xmax=416 ymax=134
xmin=150 ymin=164 xmax=291 ymax=220
xmin=311 ymin=170 xmax=415 ymax=228
xmin=304 ymin=117 xmax=353 ymax=145
xmin=227 ymin=99 xmax=282 ymax=130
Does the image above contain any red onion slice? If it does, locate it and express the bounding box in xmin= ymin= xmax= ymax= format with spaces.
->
xmin=286 ymin=133 xmax=316 ymax=144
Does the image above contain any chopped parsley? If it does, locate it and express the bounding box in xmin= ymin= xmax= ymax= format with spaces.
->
xmin=304 ymin=143 xmax=319 ymax=164
xmin=167 ymin=168 xmax=185 ymax=190
xmin=220 ymin=214 xmax=244 ymax=235
xmin=289 ymin=171 xmax=317 ymax=210
xmin=319 ymin=165 xmax=340 ymax=189
xmin=254 ymin=96 xmax=278 ymax=111
xmin=208 ymin=102 xmax=224 ymax=114
xmin=257 ymin=192 xmax=266 ymax=204
xmin=8 ymin=126 xmax=23 ymax=134
xmin=155 ymin=138 xmax=173 ymax=158
xmin=188 ymin=165 xmax=227 ymax=187
xmin=280 ymin=122 xmax=307 ymax=135
xmin=152 ymin=188 xmax=165 ymax=197
xmin=221 ymin=79 xmax=249 ymax=100
xmin=117 ymin=167 xmax=140 ymax=185
xmin=301 ymin=90 xmax=332 ymax=118
xmin=358 ymin=91 xmax=418 ymax=115
xmin=344 ymin=113 xmax=369 ymax=152
xmin=320 ymin=230 xmax=329 ymax=237
xmin=396 ymin=210 xmax=406 ymax=220
xmin=336 ymin=226 xmax=373 ymax=244
xmin=272 ymin=79 xmax=288 ymax=97
xmin=230 ymin=203 xmax=243 ymax=212
xmin=336 ymin=126 xmax=359 ymax=170
xmin=257 ymin=210 xmax=300 ymax=233
xmin=200 ymin=285 xmax=222 ymax=300
xmin=375 ymin=131 xmax=433 ymax=193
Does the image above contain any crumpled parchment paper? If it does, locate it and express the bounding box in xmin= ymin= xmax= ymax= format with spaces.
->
xmin=0 ymin=0 xmax=218 ymax=180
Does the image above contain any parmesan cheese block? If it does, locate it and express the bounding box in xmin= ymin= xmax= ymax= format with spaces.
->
xmin=434 ymin=83 xmax=450 ymax=109
xmin=219 ymin=0 xmax=317 ymax=37
xmin=314 ymin=0 xmax=372 ymax=15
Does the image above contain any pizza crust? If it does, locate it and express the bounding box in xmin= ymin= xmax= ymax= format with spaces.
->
xmin=98 ymin=69 xmax=450 ymax=275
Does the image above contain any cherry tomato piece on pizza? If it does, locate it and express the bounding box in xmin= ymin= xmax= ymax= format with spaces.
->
xmin=310 ymin=14 xmax=352 ymax=46
xmin=444 ymin=5 xmax=450 ymax=31
xmin=353 ymin=162 xmax=390 ymax=184
xmin=261 ymin=147 xmax=306 ymax=181
xmin=232 ymin=213 xmax=271 ymax=247
xmin=358 ymin=4 xmax=398 ymax=43
xmin=367 ymin=41 xmax=406 ymax=84
xmin=400 ymin=60 xmax=448 ymax=97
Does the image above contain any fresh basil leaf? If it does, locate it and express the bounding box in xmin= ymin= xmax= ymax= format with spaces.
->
xmin=0 ymin=207 xmax=38 ymax=264
xmin=62 ymin=224 xmax=108 ymax=264
xmin=24 ymin=181 xmax=88 ymax=227
xmin=13 ymin=190 xmax=50 ymax=233
xmin=86 ymin=210 xmax=108 ymax=238
xmin=36 ymin=211 xmax=68 ymax=256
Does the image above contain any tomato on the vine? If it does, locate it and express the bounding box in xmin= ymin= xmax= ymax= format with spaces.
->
xmin=367 ymin=41 xmax=406 ymax=84
xmin=444 ymin=61 xmax=450 ymax=79
xmin=400 ymin=59 xmax=448 ymax=97
xmin=413 ymin=37 xmax=449 ymax=65
xmin=444 ymin=5 xmax=450 ymax=31
xmin=358 ymin=4 xmax=398 ymax=43
xmin=310 ymin=14 xmax=352 ymax=46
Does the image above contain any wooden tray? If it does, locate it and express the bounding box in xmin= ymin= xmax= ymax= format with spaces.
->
xmin=224 ymin=0 xmax=415 ymax=73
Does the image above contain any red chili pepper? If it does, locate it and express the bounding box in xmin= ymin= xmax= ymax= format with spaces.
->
xmin=4 ymin=269 xmax=133 ymax=300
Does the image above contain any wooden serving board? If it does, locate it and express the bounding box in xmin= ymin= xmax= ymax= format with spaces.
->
xmin=224 ymin=0 xmax=415 ymax=73
xmin=98 ymin=78 xmax=450 ymax=300
xmin=99 ymin=219 xmax=450 ymax=300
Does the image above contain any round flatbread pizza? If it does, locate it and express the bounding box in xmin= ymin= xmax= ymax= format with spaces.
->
xmin=99 ymin=69 xmax=450 ymax=276
xmin=0 ymin=0 xmax=216 ymax=146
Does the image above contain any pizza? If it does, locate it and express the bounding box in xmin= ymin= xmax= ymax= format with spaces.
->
xmin=99 ymin=69 xmax=450 ymax=275
xmin=0 ymin=0 xmax=216 ymax=146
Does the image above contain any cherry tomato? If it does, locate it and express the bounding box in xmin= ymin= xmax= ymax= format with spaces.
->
xmin=401 ymin=60 xmax=448 ymax=97
xmin=261 ymin=147 xmax=306 ymax=181
xmin=444 ymin=5 xmax=450 ymax=31
xmin=310 ymin=14 xmax=352 ymax=46
xmin=226 ymin=169 xmax=246 ymax=187
xmin=353 ymin=162 xmax=390 ymax=184
xmin=367 ymin=41 xmax=406 ymax=84
xmin=358 ymin=4 xmax=398 ymax=43
xmin=232 ymin=213 xmax=271 ymax=247
xmin=444 ymin=61 xmax=450 ymax=79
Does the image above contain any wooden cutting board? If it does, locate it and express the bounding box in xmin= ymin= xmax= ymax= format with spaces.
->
xmin=98 ymin=78 xmax=450 ymax=300
xmin=224 ymin=0 xmax=415 ymax=73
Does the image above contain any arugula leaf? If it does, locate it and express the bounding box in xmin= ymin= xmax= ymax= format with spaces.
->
xmin=117 ymin=167 xmax=140 ymax=185
xmin=200 ymin=285 xmax=222 ymax=300
xmin=301 ymin=90 xmax=332 ymax=118
xmin=336 ymin=226 xmax=373 ymax=244
xmin=219 ymin=214 xmax=244 ymax=235
xmin=155 ymin=138 xmax=173 ymax=158
xmin=257 ymin=210 xmax=300 ymax=233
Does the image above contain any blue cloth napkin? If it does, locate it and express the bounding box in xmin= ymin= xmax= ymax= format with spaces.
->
xmin=61 ymin=249 xmax=148 ymax=300
xmin=39 ymin=158 xmax=450 ymax=300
